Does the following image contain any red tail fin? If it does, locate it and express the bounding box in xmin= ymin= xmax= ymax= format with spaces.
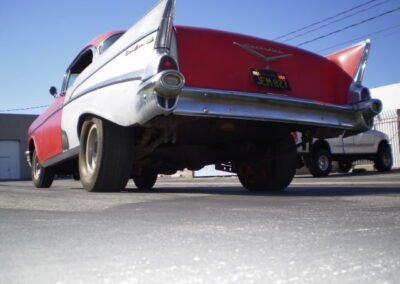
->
xmin=326 ymin=40 xmax=371 ymax=84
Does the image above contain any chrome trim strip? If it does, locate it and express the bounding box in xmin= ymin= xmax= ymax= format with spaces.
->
xmin=69 ymin=29 xmax=157 ymax=96
xmin=25 ymin=150 xmax=32 ymax=167
xmin=354 ymin=39 xmax=371 ymax=84
xmin=233 ymin=42 xmax=293 ymax=62
xmin=155 ymin=0 xmax=175 ymax=49
xmin=28 ymin=72 xmax=143 ymax=136
xmin=71 ymin=71 xmax=143 ymax=101
xmin=174 ymin=87 xmax=381 ymax=132
xmin=43 ymin=147 xmax=80 ymax=168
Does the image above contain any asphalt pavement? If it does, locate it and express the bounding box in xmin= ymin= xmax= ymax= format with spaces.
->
xmin=0 ymin=171 xmax=399 ymax=284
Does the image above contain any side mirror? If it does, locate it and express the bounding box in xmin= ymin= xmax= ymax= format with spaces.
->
xmin=49 ymin=86 xmax=58 ymax=97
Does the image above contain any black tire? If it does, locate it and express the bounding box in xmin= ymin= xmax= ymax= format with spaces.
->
xmin=133 ymin=172 xmax=158 ymax=190
xmin=237 ymin=134 xmax=297 ymax=192
xmin=374 ymin=143 xmax=393 ymax=172
xmin=337 ymin=160 xmax=352 ymax=173
xmin=79 ymin=117 xmax=134 ymax=192
xmin=32 ymin=149 xmax=54 ymax=188
xmin=305 ymin=147 xmax=332 ymax=177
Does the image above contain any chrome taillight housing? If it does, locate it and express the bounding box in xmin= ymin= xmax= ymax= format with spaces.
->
xmin=158 ymin=55 xmax=178 ymax=71
xmin=348 ymin=83 xmax=371 ymax=104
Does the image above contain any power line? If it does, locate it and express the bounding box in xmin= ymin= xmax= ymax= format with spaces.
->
xmin=282 ymin=0 xmax=390 ymax=43
xmin=297 ymin=6 xmax=400 ymax=47
xmin=0 ymin=105 xmax=49 ymax=113
xmin=316 ymin=23 xmax=400 ymax=53
xmin=273 ymin=0 xmax=384 ymax=40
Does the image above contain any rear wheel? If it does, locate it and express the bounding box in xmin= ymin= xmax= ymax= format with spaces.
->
xmin=79 ymin=117 xmax=134 ymax=192
xmin=133 ymin=172 xmax=158 ymax=190
xmin=375 ymin=144 xmax=393 ymax=172
xmin=237 ymin=134 xmax=297 ymax=192
xmin=305 ymin=147 xmax=332 ymax=177
xmin=337 ymin=160 xmax=352 ymax=173
xmin=32 ymin=149 xmax=54 ymax=188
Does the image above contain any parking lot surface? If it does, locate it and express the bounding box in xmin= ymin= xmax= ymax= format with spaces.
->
xmin=0 ymin=171 xmax=399 ymax=283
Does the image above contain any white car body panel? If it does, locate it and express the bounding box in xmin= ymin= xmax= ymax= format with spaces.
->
xmin=61 ymin=1 xmax=175 ymax=151
xmin=338 ymin=129 xmax=387 ymax=154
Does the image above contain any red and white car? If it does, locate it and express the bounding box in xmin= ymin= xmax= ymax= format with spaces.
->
xmin=26 ymin=0 xmax=381 ymax=192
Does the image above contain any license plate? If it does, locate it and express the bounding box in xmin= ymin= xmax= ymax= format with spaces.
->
xmin=251 ymin=69 xmax=291 ymax=91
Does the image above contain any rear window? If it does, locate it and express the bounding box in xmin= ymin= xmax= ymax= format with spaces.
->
xmin=99 ymin=33 xmax=124 ymax=55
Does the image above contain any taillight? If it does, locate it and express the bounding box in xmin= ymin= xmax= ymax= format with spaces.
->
xmin=158 ymin=56 xmax=178 ymax=71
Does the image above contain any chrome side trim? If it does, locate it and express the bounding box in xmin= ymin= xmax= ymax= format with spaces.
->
xmin=28 ymin=72 xmax=143 ymax=136
xmin=354 ymin=39 xmax=371 ymax=84
xmin=71 ymin=70 xmax=143 ymax=101
xmin=25 ymin=150 xmax=32 ymax=167
xmin=155 ymin=0 xmax=175 ymax=50
xmin=43 ymin=147 xmax=80 ymax=168
xmin=173 ymin=87 xmax=382 ymax=132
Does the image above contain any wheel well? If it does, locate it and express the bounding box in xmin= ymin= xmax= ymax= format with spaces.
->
xmin=29 ymin=139 xmax=35 ymax=159
xmin=378 ymin=140 xmax=389 ymax=150
xmin=312 ymin=139 xmax=331 ymax=153
xmin=77 ymin=114 xmax=95 ymax=138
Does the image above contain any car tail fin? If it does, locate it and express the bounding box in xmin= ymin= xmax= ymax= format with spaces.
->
xmin=326 ymin=40 xmax=371 ymax=84
xmin=114 ymin=0 xmax=175 ymax=53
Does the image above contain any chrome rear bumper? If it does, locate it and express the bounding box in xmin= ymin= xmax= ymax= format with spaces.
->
xmin=173 ymin=87 xmax=381 ymax=136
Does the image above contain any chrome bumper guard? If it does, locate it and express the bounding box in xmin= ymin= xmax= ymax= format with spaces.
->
xmin=173 ymin=87 xmax=381 ymax=133
xmin=25 ymin=150 xmax=32 ymax=167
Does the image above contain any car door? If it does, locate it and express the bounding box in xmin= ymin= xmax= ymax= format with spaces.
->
xmin=34 ymin=95 xmax=65 ymax=163
xmin=328 ymin=134 xmax=345 ymax=154
xmin=351 ymin=130 xmax=379 ymax=153
xmin=342 ymin=134 xmax=356 ymax=154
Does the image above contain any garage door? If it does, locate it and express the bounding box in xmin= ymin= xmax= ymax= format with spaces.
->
xmin=0 ymin=141 xmax=21 ymax=180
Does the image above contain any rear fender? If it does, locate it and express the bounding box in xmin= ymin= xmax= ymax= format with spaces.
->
xmin=326 ymin=40 xmax=372 ymax=103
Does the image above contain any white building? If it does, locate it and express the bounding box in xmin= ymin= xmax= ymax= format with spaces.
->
xmin=371 ymin=83 xmax=400 ymax=111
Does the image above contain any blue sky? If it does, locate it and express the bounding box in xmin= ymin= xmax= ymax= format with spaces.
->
xmin=0 ymin=0 xmax=399 ymax=114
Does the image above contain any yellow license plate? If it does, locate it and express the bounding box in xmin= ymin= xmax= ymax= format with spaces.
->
xmin=251 ymin=69 xmax=291 ymax=91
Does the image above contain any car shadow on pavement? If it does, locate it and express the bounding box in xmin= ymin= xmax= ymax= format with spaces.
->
xmin=127 ymin=185 xmax=400 ymax=197
xmin=297 ymin=169 xmax=399 ymax=179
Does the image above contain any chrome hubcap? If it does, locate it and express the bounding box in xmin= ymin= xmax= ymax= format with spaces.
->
xmin=33 ymin=154 xmax=41 ymax=180
xmin=318 ymin=155 xmax=329 ymax=171
xmin=86 ymin=124 xmax=98 ymax=174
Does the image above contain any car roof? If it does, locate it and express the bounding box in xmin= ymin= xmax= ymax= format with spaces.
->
xmin=86 ymin=30 xmax=126 ymax=49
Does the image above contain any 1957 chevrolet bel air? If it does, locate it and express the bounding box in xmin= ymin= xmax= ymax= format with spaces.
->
xmin=26 ymin=0 xmax=382 ymax=192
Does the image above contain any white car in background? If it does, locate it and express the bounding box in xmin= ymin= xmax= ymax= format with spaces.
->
xmin=298 ymin=130 xmax=393 ymax=177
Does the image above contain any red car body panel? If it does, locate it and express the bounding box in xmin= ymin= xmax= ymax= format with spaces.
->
xmin=28 ymin=96 xmax=65 ymax=163
xmin=326 ymin=43 xmax=368 ymax=79
xmin=175 ymin=26 xmax=361 ymax=105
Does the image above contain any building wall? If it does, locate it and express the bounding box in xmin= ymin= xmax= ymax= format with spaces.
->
xmin=0 ymin=114 xmax=38 ymax=180
xmin=371 ymin=83 xmax=400 ymax=111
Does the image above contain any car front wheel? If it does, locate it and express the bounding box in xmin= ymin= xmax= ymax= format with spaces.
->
xmin=305 ymin=148 xmax=332 ymax=177
xmin=79 ymin=117 xmax=134 ymax=192
xmin=32 ymin=149 xmax=54 ymax=188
